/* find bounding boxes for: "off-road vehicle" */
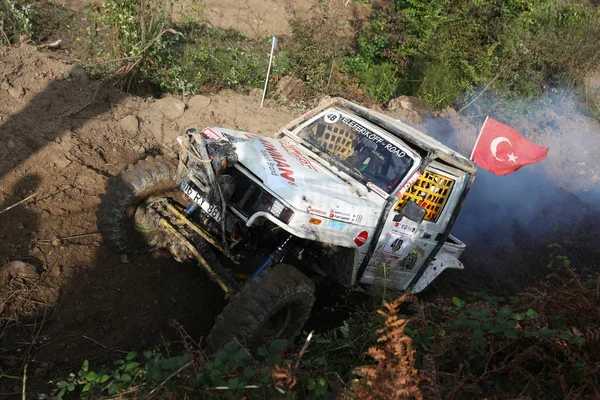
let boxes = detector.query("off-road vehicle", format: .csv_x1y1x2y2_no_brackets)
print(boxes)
97,97,476,351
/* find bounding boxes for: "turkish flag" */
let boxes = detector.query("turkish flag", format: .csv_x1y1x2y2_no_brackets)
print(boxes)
471,117,549,176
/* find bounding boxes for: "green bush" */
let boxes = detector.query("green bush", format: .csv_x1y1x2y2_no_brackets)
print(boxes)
286,3,351,96
85,0,270,96
52,340,333,399
0,0,33,44
344,0,600,108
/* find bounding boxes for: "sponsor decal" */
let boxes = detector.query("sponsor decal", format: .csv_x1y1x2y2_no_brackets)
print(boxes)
396,171,422,197
201,127,224,141
381,231,412,259
367,182,388,198
329,209,363,223
393,221,418,235
281,142,318,172
323,111,340,124
339,116,407,158
326,220,346,231
245,133,297,184
354,231,369,247
442,248,458,255
307,206,327,216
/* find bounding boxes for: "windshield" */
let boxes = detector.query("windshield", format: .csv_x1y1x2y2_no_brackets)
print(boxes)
296,109,416,193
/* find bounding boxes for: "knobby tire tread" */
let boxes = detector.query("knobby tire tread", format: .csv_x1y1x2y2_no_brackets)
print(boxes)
206,264,315,353
97,155,178,251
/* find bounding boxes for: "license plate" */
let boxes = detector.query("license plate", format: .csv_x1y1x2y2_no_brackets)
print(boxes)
180,182,222,223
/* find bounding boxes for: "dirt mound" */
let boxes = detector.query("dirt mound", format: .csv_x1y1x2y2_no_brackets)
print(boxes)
0,44,295,397
174,0,370,38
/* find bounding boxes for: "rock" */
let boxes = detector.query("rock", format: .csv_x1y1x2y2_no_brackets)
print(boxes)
71,64,86,78
162,124,181,145
385,108,422,126
8,85,25,99
142,119,164,142
132,145,146,154
119,115,139,134
0,80,9,91
387,96,432,116
52,154,71,168
442,106,458,117
1,261,39,280
159,92,173,99
272,76,304,101
7,140,15,149
153,97,185,120
249,88,263,99
187,95,211,110
62,72,71,79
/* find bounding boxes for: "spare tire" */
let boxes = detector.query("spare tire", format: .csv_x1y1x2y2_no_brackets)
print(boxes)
97,155,179,251
206,264,315,353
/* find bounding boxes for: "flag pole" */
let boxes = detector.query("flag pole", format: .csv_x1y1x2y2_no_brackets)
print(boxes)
260,36,277,109
470,116,489,161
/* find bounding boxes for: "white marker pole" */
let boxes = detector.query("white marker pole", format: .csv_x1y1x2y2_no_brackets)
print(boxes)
260,36,278,109
470,116,489,161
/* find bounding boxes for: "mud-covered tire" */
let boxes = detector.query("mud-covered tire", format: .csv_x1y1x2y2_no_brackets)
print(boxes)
206,264,315,353
97,155,178,251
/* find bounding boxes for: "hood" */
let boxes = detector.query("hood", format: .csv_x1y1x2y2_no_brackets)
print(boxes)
214,128,385,227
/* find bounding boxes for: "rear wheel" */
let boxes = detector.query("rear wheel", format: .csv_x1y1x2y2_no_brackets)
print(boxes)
97,155,179,251
206,264,315,353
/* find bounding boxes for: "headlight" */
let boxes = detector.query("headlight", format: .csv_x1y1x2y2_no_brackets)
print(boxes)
259,192,295,224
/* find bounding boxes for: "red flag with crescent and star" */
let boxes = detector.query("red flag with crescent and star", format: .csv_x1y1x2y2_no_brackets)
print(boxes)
471,117,549,176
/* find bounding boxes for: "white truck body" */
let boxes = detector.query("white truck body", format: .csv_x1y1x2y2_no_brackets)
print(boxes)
194,97,476,293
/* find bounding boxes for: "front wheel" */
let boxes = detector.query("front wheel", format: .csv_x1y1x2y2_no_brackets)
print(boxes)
206,264,315,353
97,155,179,251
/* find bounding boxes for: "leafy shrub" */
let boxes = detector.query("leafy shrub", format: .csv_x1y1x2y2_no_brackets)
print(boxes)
52,339,333,399
286,3,352,96
85,0,270,96
406,269,600,398
0,0,33,44
345,0,600,108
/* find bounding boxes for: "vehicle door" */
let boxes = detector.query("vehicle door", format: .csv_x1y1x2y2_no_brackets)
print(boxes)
360,160,468,291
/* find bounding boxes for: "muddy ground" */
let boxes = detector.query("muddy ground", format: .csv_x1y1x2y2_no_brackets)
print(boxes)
1,6,600,397
0,44,299,397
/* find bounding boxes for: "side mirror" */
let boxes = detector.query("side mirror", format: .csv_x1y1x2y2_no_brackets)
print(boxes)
394,201,426,224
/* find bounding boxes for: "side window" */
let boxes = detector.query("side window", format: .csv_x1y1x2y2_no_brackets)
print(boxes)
394,169,455,222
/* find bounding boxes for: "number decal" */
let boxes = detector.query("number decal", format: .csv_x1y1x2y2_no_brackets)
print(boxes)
180,182,222,222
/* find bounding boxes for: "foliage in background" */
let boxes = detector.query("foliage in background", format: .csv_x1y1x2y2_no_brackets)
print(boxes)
0,0,33,44
285,3,351,98
344,0,600,108
85,0,274,96
409,272,600,398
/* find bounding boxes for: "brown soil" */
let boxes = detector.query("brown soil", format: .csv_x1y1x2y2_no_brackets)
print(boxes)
54,0,372,40
2,3,600,395
0,44,295,398
176,0,372,38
